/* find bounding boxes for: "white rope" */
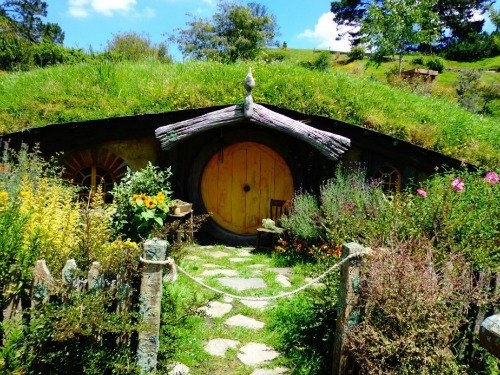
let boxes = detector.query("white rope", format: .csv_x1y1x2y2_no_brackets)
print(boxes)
176,252,365,302
139,256,175,266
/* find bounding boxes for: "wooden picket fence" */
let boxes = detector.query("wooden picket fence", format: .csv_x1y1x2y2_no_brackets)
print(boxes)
2,239,172,374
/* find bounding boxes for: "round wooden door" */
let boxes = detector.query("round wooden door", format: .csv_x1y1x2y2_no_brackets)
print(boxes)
201,142,293,234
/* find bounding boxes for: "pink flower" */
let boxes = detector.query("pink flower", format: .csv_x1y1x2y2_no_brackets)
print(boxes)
485,172,499,185
451,178,465,192
416,188,427,198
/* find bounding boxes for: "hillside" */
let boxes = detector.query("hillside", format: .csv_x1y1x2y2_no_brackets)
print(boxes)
0,60,498,168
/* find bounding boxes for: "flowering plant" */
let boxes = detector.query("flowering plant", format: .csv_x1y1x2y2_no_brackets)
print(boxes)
111,163,172,241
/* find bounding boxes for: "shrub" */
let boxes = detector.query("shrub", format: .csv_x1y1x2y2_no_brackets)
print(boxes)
411,56,424,66
106,32,172,62
0,32,32,71
280,192,322,241
348,250,475,374
270,275,339,374
425,57,444,73
111,163,173,241
348,46,365,61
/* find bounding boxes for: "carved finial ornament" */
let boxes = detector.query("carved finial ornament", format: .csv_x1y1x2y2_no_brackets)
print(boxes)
244,67,255,118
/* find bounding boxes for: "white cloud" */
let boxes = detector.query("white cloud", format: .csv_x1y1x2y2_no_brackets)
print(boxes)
68,0,137,18
69,0,90,18
91,0,137,16
298,12,358,52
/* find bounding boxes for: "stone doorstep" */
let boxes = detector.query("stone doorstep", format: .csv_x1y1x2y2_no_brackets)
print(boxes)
237,343,281,366
225,314,265,329
204,338,240,357
251,367,289,375
275,274,292,288
199,301,233,318
217,277,267,292
240,299,270,310
205,250,230,258
201,269,238,277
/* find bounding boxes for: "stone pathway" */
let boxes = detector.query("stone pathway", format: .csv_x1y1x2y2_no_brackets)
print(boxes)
174,245,296,374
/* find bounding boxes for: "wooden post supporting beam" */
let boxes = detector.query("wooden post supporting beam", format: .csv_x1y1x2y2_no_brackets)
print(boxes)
137,238,168,374
332,242,369,375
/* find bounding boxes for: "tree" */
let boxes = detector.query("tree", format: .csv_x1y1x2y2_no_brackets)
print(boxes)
360,0,440,74
331,0,493,47
171,1,278,62
106,32,172,62
0,0,64,44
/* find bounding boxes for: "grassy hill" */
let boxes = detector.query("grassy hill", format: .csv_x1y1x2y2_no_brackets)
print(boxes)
0,59,498,168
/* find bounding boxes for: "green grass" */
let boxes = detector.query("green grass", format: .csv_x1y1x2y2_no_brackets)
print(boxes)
0,59,498,168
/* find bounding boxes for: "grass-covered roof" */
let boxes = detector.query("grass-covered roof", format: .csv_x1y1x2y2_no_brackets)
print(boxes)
0,60,498,168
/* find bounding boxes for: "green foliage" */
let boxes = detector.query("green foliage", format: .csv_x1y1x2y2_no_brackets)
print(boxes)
0,28,32,70
361,0,440,73
111,162,172,241
348,46,365,61
349,250,475,374
32,42,86,67
270,281,338,374
0,0,64,44
10,290,141,374
311,51,332,71
171,1,278,62
425,56,444,72
106,32,172,63
442,32,500,62
280,193,322,241
456,69,482,111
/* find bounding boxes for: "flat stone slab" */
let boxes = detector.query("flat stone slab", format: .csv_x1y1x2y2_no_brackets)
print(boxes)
225,314,265,329
240,299,269,310
268,267,292,276
201,269,238,277
223,296,234,303
203,263,219,269
217,277,267,291
276,274,292,288
168,362,190,375
229,257,250,263
205,251,229,258
237,249,253,257
248,264,267,268
199,301,233,318
204,338,240,357
252,270,263,276
184,255,200,261
237,343,280,366
251,368,289,375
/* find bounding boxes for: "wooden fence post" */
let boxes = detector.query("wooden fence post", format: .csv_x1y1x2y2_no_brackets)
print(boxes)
332,242,369,375
137,238,168,374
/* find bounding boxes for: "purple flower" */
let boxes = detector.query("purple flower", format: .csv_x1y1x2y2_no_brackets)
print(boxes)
416,188,427,198
451,178,465,192
485,172,499,185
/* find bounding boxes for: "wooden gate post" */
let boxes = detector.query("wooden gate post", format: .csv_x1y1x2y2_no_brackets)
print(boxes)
137,238,168,374
332,242,369,375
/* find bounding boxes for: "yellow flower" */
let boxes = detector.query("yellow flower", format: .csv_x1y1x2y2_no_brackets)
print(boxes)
156,191,166,203
0,191,8,204
146,198,156,209
20,191,30,199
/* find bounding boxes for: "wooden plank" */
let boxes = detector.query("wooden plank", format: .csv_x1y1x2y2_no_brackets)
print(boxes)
231,146,247,231
259,148,274,220
217,147,233,226
245,143,261,230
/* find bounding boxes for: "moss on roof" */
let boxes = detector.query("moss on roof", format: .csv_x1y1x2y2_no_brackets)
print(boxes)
0,60,498,168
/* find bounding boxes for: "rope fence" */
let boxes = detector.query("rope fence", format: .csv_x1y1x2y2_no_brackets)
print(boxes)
140,251,367,302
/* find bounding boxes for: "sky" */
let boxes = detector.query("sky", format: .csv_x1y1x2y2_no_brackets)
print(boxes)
44,0,499,61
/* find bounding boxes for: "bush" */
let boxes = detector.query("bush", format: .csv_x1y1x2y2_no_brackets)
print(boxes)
32,43,87,67
0,33,32,71
111,163,173,241
270,276,339,374
411,56,424,66
442,32,499,62
348,250,475,374
425,57,444,73
106,32,172,62
348,46,365,61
